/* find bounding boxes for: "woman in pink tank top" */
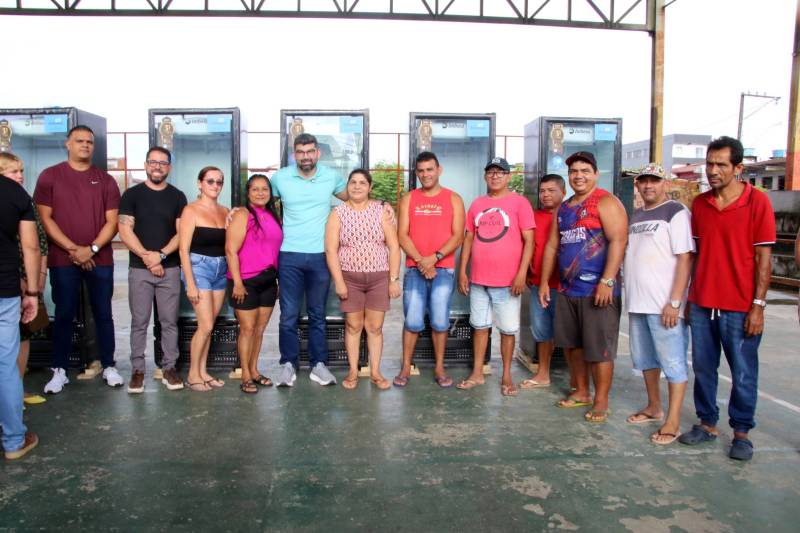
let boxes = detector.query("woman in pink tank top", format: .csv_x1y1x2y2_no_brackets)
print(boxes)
324,169,401,390
225,174,283,394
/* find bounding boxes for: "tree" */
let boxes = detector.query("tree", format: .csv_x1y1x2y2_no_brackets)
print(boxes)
510,163,524,194
370,161,406,206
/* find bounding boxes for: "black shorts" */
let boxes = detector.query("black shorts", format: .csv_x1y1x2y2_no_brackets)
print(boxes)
228,267,278,310
554,293,621,362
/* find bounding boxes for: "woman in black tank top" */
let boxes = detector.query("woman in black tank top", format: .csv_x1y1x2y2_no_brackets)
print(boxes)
178,166,230,392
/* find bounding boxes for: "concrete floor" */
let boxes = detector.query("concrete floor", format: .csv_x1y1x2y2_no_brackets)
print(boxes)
2,252,799,532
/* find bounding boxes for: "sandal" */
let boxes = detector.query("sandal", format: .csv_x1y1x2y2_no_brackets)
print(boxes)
519,378,550,389
393,375,410,388
556,397,592,408
187,381,210,392
240,380,258,394
650,430,679,445
342,376,359,390
584,409,610,423
456,379,483,390
252,374,273,387
501,383,518,397
205,378,225,388
371,376,391,390
433,375,453,388
626,411,663,425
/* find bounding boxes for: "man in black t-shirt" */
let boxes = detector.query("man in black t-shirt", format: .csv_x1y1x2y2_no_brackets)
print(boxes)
0,177,41,459
118,147,187,393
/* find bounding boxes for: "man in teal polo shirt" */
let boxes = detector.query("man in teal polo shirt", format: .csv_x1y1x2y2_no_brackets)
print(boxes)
271,133,347,387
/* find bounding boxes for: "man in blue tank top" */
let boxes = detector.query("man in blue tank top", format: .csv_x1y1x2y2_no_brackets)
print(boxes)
538,151,628,423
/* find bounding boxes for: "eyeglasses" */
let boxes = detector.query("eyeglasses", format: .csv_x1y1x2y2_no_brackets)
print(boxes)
485,170,509,177
204,179,224,186
146,160,170,167
294,149,317,157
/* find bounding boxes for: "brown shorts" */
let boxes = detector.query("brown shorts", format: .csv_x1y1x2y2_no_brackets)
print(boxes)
340,271,390,313
554,293,621,362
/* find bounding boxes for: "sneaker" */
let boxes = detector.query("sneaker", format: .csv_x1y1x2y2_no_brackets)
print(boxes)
276,362,296,387
127,371,145,394
161,368,185,391
5,432,38,460
103,366,124,388
77,360,102,380
309,362,337,386
44,368,69,395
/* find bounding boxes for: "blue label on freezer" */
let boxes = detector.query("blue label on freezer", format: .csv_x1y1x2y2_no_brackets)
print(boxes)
339,116,363,134
467,120,490,137
207,114,232,133
594,123,617,141
44,114,69,133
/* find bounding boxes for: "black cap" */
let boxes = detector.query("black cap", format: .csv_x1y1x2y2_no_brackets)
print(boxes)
484,156,511,172
565,151,597,170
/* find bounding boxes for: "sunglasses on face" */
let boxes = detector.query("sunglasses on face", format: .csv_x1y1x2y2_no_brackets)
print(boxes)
204,179,224,186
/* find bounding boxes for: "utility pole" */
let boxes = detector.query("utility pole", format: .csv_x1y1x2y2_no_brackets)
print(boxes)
737,92,781,141
649,0,665,166
786,0,800,190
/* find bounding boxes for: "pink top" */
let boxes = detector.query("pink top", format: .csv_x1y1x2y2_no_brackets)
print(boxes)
227,206,283,280
335,201,394,272
466,192,535,287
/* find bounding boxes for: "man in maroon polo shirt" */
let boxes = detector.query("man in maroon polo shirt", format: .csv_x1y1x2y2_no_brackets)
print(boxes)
34,125,122,394
678,136,776,461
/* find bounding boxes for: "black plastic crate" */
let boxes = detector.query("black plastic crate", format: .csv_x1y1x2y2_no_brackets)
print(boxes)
297,318,368,368
412,314,491,364
154,317,239,370
27,320,84,369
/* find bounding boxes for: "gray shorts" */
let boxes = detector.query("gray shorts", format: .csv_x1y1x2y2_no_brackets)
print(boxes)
554,293,620,362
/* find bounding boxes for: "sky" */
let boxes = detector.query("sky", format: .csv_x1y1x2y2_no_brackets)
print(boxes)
0,0,795,166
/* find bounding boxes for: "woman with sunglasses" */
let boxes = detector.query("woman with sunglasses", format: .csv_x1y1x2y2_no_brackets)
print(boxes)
225,174,282,394
178,166,229,392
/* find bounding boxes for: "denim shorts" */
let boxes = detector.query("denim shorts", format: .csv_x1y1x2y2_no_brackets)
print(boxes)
403,267,454,333
469,284,521,335
182,252,227,291
529,285,557,342
629,312,689,383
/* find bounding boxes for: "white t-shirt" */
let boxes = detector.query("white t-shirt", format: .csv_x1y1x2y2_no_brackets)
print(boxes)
624,199,695,316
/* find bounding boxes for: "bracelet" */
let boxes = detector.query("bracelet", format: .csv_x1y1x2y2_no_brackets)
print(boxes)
24,290,39,297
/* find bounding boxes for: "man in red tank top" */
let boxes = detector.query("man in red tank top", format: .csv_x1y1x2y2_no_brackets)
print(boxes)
395,152,465,388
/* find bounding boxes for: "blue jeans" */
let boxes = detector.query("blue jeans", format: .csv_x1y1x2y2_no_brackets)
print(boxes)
278,252,330,369
0,297,26,452
689,304,761,433
402,267,455,333
529,285,557,342
629,313,689,384
50,265,116,370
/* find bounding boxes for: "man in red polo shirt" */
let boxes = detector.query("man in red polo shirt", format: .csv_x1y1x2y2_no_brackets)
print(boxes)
678,136,775,461
520,174,564,389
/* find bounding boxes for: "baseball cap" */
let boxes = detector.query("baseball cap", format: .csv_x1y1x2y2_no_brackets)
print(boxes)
635,163,668,180
565,151,597,169
484,157,511,172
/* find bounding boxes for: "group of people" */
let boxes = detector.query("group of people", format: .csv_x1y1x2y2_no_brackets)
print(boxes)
0,126,783,463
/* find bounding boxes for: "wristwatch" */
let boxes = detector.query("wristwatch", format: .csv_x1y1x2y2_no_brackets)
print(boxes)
670,300,681,309
435,251,445,261
599,278,615,288
159,250,167,261
24,290,39,297
90,243,100,254
390,276,400,283
752,298,767,308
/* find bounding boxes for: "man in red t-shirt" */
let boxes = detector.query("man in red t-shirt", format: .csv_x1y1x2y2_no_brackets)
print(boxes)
457,157,535,396
34,126,121,394
678,136,776,462
520,174,565,390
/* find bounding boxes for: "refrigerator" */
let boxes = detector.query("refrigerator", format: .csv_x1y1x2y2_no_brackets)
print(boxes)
148,108,246,369
279,109,370,367
0,107,108,368
520,116,623,358
408,112,496,363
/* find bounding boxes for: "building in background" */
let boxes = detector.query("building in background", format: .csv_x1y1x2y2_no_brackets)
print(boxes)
743,151,787,191
623,133,711,171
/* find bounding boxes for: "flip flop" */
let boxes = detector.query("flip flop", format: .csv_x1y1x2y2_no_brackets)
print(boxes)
556,397,592,408
434,375,454,388
393,375,410,388
456,379,483,390
342,376,359,390
501,384,518,397
650,430,679,445
187,381,210,392
371,377,391,390
626,412,663,425
252,374,273,387
205,378,225,388
23,394,47,405
585,409,610,423
519,378,551,389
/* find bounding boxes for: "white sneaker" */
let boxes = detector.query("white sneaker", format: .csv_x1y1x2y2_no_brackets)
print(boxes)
276,362,296,387
102,367,124,388
44,368,69,395
309,362,337,386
